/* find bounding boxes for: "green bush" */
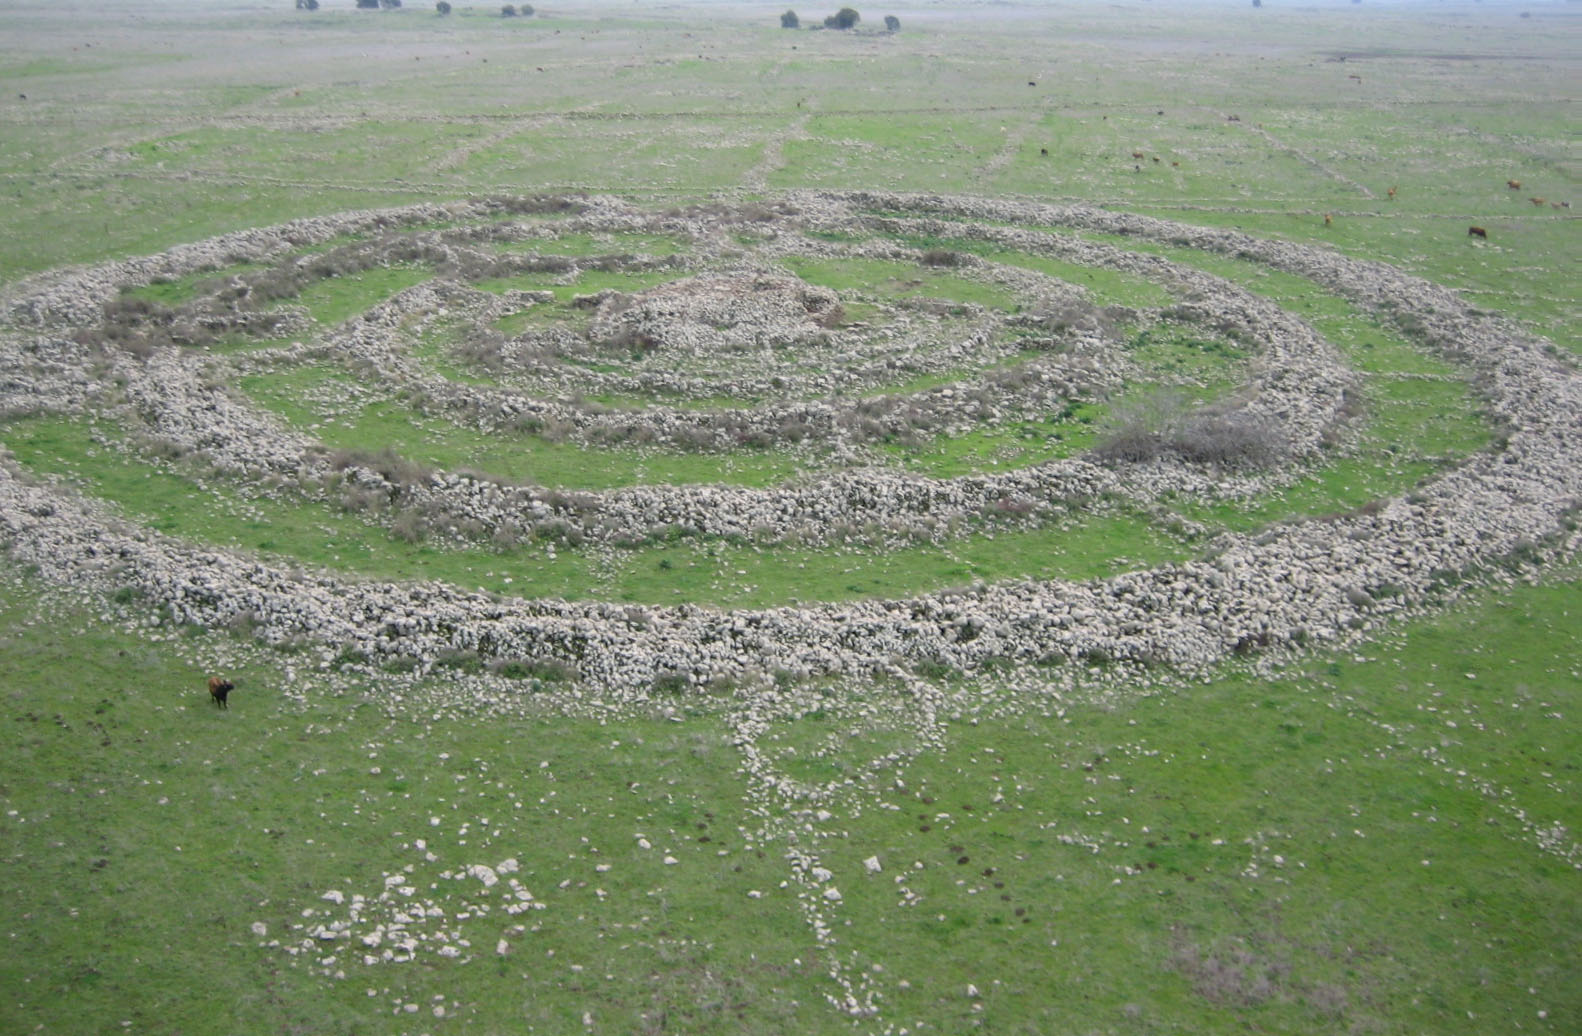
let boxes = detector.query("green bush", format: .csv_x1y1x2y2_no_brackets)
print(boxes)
824,7,858,29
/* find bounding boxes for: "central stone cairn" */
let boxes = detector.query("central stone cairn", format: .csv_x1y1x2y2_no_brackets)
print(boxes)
588,272,844,358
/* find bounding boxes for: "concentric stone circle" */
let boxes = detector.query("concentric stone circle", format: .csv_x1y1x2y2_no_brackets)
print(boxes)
1,191,1578,695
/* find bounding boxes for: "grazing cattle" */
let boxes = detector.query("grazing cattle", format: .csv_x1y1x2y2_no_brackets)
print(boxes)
1468,226,1488,239
1039,147,1048,156
1529,197,1546,206
208,676,235,709
1171,161,1179,167
1387,185,1397,200
1323,213,1332,227
1131,150,1145,160
1507,179,1522,190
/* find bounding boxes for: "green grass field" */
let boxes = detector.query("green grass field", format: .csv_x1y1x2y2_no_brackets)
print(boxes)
1,1,1577,1033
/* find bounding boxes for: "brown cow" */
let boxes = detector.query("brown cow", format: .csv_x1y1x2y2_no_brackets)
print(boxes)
1387,185,1397,200
1529,197,1546,207
1468,226,1488,239
1323,213,1332,227
1507,179,1522,190
1131,150,1145,160
208,676,235,709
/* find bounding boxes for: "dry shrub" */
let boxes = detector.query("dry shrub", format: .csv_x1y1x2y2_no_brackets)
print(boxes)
1093,389,1284,470
809,300,846,329
327,445,420,481
1171,410,1283,468
454,328,510,371
599,324,660,356
390,510,430,543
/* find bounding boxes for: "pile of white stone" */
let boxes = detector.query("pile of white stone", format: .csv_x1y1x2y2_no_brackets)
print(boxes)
1,192,1576,694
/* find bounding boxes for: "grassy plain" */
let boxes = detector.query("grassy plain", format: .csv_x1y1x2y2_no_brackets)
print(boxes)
0,1,1577,1034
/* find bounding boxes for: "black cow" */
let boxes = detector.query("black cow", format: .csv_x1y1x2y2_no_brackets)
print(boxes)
208,676,235,709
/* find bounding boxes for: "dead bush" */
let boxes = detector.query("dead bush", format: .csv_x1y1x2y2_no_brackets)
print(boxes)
1093,390,1284,470
1170,410,1283,468
391,510,429,543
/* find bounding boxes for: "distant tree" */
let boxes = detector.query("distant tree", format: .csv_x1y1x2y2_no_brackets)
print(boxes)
501,3,516,14
884,14,899,30
355,0,378,8
781,9,799,28
1251,0,1261,6
827,7,859,29
295,0,319,8
519,3,533,13
436,0,451,11
379,0,402,8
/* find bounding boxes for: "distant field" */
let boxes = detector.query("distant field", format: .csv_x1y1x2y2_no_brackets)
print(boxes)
0,2,1577,1034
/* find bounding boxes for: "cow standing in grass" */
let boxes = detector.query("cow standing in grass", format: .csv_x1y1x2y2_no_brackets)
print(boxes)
208,676,235,709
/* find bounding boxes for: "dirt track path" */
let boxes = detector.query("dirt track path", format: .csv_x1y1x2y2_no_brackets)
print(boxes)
1222,111,1377,199
422,118,553,177
976,112,1037,182
741,112,809,193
